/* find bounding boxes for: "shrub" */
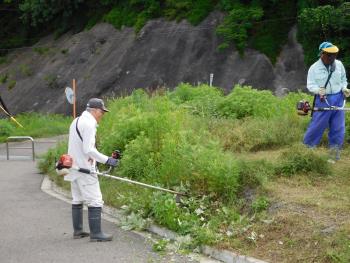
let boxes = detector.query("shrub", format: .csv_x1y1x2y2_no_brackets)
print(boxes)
275,144,331,177
237,159,274,190
37,141,69,188
38,141,68,174
0,74,8,84
97,88,241,202
168,83,224,117
150,192,183,231
217,85,280,119
251,196,269,213
168,83,222,103
7,79,16,90
19,64,33,76
208,113,308,152
44,74,58,89
0,121,15,139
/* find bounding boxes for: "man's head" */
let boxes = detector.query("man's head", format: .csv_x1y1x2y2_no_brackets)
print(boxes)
319,42,339,65
86,98,109,123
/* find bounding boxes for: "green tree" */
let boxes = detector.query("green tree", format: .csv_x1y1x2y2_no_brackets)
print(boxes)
19,0,85,27
298,2,350,71
216,4,263,54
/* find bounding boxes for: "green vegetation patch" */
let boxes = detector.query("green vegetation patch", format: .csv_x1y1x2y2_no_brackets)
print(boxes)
0,112,71,142
37,83,340,261
298,2,350,72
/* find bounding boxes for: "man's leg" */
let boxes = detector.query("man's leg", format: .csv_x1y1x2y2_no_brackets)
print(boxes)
78,174,113,242
328,110,345,160
303,111,331,147
71,181,89,239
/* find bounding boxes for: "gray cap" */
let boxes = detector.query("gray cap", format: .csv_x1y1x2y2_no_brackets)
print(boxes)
86,98,109,112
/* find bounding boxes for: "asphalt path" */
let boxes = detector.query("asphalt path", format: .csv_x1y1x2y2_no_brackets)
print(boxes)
0,137,201,263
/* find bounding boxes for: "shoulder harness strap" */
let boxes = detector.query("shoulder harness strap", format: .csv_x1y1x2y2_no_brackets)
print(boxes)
76,117,83,142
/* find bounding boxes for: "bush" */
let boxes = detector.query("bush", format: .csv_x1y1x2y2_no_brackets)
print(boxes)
37,141,69,188
168,83,224,117
0,74,8,84
251,196,269,213
7,79,16,90
150,192,183,231
217,85,281,119
275,144,331,177
229,115,306,152
96,88,241,202
237,159,274,190
0,121,15,139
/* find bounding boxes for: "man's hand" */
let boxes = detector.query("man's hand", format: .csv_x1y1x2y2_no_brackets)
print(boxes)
318,87,326,96
343,87,350,97
106,157,118,167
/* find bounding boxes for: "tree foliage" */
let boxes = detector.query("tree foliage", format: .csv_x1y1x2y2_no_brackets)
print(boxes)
216,4,263,54
1,0,350,70
19,0,84,27
298,2,350,71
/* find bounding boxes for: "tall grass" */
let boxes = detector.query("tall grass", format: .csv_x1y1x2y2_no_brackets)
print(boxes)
0,113,71,142
38,83,332,248
39,84,326,201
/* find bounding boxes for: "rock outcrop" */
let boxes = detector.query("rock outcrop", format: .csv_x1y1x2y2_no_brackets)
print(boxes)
0,12,307,115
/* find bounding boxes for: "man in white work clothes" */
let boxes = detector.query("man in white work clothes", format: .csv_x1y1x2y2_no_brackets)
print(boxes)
65,98,118,242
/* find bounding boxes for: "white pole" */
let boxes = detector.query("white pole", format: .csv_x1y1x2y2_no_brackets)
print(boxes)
209,73,214,87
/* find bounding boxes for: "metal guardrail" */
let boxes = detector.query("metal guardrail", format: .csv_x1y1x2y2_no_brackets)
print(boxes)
6,136,35,161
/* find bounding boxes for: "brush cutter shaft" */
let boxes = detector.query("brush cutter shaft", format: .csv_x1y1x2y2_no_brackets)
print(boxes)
98,172,185,196
297,99,349,115
76,167,185,196
314,107,350,111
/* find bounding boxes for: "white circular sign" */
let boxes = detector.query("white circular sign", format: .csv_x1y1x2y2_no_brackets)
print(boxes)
65,87,74,104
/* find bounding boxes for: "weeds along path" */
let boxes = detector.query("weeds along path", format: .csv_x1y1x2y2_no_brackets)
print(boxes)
236,146,350,262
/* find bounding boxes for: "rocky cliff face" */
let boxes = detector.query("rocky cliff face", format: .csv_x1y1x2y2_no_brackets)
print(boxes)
0,12,307,115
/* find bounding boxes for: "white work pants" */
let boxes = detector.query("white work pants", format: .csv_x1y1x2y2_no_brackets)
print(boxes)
71,173,104,207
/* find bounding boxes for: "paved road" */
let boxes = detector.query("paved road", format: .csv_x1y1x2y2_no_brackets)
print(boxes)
0,137,201,263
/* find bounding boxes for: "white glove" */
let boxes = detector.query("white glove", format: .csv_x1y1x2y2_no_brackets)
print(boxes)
318,87,326,96
343,88,350,97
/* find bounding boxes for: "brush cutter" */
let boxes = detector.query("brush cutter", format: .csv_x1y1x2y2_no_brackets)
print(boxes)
0,104,23,127
55,153,186,197
297,98,350,116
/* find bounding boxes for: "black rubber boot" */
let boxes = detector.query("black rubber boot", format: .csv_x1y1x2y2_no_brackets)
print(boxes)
88,207,113,242
72,204,89,239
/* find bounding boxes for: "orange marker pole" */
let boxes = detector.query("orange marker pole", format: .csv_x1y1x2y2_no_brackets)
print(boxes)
73,79,76,119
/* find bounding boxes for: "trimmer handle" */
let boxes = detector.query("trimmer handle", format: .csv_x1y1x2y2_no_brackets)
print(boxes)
112,150,121,159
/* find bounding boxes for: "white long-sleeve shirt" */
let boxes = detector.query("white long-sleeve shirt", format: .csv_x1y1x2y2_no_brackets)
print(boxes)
307,59,348,94
64,111,108,182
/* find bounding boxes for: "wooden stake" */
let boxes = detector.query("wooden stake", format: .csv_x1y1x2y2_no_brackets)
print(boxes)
73,79,76,119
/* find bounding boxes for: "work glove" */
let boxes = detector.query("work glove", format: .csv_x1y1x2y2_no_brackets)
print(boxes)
106,157,118,167
318,87,326,96
342,87,350,97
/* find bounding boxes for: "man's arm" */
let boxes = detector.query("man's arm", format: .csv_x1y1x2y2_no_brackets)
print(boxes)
82,123,108,164
340,62,348,89
306,65,321,94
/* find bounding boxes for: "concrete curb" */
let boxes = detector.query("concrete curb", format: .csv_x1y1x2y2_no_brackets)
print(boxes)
41,176,268,263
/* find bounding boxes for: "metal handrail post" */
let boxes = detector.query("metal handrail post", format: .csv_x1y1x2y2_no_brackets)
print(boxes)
6,136,35,161
31,139,35,161
6,141,9,160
